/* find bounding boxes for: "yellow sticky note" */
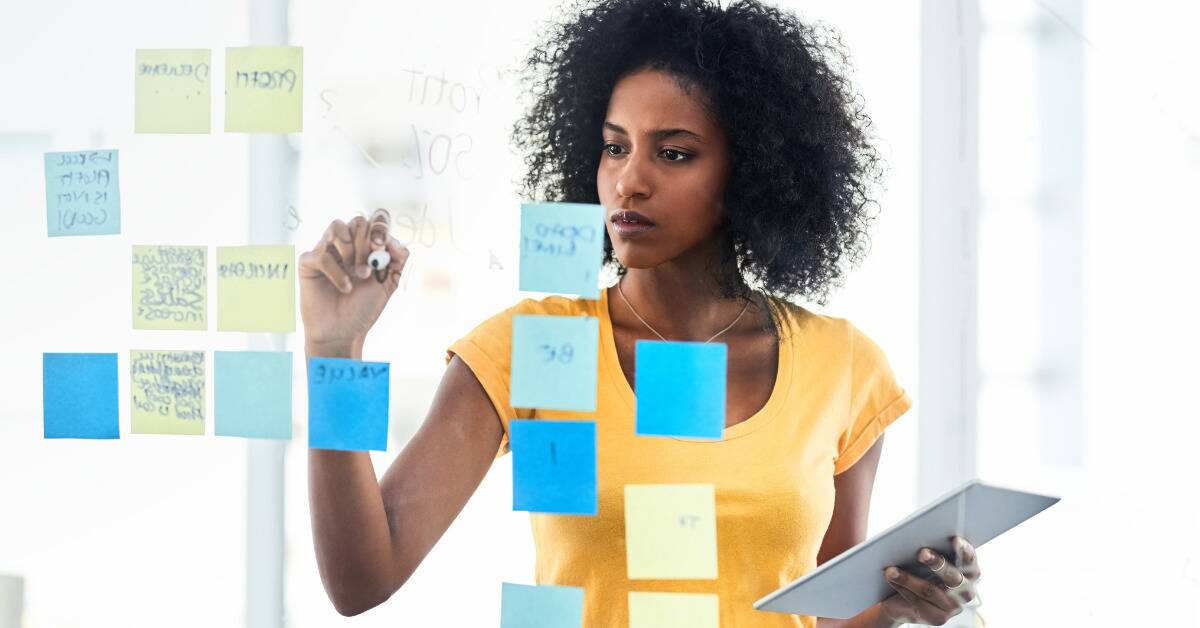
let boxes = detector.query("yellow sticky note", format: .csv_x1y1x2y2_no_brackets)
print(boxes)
225,46,303,133
133,245,207,330
131,350,205,435
625,484,718,579
134,49,211,133
216,245,296,332
628,592,719,628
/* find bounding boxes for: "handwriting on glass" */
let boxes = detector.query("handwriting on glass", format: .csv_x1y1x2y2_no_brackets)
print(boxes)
49,151,116,232
522,223,599,258
539,343,575,364
134,246,205,325
131,351,204,420
310,362,389,385
218,261,290,280
235,69,297,92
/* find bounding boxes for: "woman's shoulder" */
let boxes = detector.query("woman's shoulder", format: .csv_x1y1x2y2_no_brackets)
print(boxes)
769,297,871,350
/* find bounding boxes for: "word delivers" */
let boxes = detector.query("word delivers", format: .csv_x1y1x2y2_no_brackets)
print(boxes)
138,62,210,82
133,246,206,328
131,351,204,421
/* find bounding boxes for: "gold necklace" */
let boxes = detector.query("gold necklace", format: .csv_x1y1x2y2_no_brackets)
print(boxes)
616,279,752,343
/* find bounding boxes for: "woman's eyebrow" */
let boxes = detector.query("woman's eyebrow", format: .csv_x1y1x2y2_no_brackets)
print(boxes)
603,121,705,143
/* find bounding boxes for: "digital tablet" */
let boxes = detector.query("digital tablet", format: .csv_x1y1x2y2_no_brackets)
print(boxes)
753,479,1059,619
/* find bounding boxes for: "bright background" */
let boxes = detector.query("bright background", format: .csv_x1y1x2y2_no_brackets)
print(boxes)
0,0,1196,626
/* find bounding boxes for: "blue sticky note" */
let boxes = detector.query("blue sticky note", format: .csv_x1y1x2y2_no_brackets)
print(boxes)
307,357,389,451
500,582,585,628
635,341,726,439
511,420,596,515
215,351,293,440
511,315,599,411
43,353,119,439
519,202,605,298
45,150,121,236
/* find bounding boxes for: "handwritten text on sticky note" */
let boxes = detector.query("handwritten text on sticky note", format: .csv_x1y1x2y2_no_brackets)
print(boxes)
132,245,207,330
131,350,205,435
44,150,120,237
225,46,303,133
135,49,211,133
216,245,296,332
628,592,719,628
307,357,389,451
511,420,597,515
215,351,293,440
500,583,585,628
624,484,718,579
511,315,599,411
519,203,604,298
43,353,120,439
635,340,726,439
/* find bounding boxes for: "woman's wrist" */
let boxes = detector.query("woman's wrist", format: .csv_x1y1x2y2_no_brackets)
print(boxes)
861,603,903,628
304,336,365,359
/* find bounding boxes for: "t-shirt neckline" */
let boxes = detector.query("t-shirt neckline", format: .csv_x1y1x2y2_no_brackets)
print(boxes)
595,285,793,442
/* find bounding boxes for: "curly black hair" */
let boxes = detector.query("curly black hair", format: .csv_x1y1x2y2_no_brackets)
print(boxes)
512,0,885,305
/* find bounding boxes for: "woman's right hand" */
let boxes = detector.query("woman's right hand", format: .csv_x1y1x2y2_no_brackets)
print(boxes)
298,214,410,355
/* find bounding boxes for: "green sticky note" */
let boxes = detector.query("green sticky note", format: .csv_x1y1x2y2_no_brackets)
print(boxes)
132,245,207,330
216,245,296,332
134,49,211,133
225,46,303,133
131,350,205,435
628,592,719,628
624,484,718,580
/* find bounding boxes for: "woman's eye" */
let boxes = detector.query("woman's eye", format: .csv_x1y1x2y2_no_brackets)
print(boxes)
601,143,690,162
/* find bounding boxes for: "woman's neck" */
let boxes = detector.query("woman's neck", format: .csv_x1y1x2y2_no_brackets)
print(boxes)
612,264,765,342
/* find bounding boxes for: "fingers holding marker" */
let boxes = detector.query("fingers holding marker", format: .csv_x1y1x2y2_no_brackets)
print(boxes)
350,215,371,279
299,246,353,294
324,219,354,268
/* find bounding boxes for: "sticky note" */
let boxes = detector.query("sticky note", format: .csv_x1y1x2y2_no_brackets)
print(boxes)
624,484,718,579
44,150,120,237
519,203,605,298
628,592,719,628
635,341,726,439
43,353,119,439
500,583,585,628
511,420,596,515
307,357,389,451
225,46,303,133
131,350,206,435
132,245,207,330
511,315,599,411
215,351,292,440
135,49,211,133
216,245,296,332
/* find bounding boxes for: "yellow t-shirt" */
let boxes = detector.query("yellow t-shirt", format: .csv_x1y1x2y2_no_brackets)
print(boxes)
445,288,912,627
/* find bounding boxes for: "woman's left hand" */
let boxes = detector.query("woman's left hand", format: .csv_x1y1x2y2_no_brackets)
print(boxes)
879,536,982,626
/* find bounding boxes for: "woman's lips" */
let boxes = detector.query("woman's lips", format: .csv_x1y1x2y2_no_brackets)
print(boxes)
610,209,656,239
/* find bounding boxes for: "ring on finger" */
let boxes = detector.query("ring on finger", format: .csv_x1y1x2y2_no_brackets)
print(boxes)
946,572,966,590
929,554,947,572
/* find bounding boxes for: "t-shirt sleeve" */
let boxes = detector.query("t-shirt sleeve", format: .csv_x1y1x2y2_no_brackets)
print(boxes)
833,323,913,475
444,301,534,458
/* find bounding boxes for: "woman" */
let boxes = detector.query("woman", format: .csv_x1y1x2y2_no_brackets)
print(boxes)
300,0,983,625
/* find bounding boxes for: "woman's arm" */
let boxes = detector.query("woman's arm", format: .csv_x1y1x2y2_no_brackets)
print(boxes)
815,435,900,628
814,435,983,627
308,351,504,616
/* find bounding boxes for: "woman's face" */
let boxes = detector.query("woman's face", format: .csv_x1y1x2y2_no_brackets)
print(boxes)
597,68,730,270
